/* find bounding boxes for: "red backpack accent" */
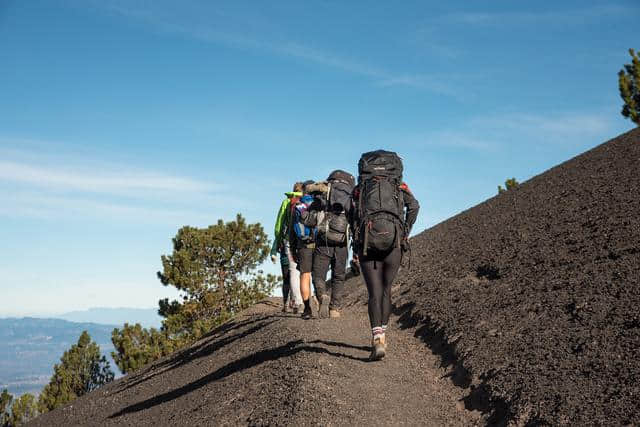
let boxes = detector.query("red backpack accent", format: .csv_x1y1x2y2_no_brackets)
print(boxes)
400,182,412,195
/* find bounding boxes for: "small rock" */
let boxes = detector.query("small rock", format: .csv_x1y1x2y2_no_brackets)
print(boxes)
448,332,463,343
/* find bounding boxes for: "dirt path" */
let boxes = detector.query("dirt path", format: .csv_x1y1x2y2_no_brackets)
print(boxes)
288,298,481,426
31,297,483,426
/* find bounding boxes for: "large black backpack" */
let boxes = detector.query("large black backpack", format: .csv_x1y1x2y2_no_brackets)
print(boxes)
357,150,405,255
316,170,355,246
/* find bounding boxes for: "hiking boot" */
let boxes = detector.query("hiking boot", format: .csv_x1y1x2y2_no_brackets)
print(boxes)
293,304,303,314
281,305,287,313
301,305,312,320
319,295,330,318
369,337,386,361
329,309,341,318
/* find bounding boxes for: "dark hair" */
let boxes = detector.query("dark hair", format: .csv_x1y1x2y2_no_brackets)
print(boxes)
293,182,303,192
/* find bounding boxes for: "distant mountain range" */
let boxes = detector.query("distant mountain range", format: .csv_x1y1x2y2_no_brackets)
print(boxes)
0,318,121,397
58,307,162,328
0,308,162,397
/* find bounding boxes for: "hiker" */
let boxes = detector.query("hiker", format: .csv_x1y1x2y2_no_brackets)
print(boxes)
351,150,419,360
271,182,304,313
312,170,355,318
290,180,320,319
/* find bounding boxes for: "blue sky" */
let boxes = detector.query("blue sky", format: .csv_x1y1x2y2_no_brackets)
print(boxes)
0,0,637,316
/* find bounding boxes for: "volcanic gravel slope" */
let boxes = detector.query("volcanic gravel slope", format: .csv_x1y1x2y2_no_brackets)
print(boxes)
392,127,640,425
29,128,640,426
29,296,481,426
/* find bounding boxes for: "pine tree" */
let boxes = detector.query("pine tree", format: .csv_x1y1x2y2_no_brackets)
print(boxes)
157,214,277,338
8,394,38,426
111,214,277,374
618,48,640,126
38,331,114,413
498,177,520,194
1,389,12,427
111,324,176,373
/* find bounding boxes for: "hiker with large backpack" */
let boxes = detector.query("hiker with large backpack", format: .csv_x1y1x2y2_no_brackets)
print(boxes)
351,150,420,360
270,182,304,313
290,180,321,319
312,170,355,318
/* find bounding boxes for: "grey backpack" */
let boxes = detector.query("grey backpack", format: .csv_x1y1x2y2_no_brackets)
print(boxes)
357,151,405,255
316,170,355,245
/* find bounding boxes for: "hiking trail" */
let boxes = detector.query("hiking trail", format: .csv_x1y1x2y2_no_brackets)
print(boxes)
31,296,482,426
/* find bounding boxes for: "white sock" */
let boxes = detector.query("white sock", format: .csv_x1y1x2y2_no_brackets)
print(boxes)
372,326,384,340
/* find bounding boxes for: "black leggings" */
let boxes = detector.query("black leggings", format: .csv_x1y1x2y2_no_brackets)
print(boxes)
360,247,402,328
281,263,290,305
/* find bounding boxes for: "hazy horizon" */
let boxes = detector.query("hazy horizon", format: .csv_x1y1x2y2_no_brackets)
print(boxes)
0,306,160,323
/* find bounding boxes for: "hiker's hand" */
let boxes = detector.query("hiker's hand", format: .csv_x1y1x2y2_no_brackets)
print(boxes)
271,255,277,264
352,254,359,263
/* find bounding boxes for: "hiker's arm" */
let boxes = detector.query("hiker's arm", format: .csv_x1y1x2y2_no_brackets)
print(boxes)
348,186,359,230
348,186,360,256
401,184,420,236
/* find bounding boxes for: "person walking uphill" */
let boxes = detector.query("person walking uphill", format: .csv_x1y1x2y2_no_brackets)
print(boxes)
291,180,320,319
271,182,304,313
312,170,355,319
351,150,419,361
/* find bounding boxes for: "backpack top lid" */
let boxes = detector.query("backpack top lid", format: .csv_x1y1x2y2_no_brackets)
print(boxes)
327,170,355,188
326,170,354,214
305,181,329,195
358,150,403,182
